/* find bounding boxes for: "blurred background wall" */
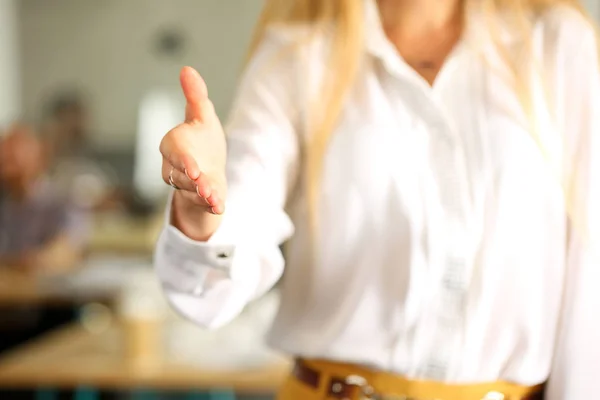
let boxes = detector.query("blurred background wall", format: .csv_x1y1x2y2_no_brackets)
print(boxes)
588,0,599,21
0,0,20,128
14,0,263,198
18,0,263,150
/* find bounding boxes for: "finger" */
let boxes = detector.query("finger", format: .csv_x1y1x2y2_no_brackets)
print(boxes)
198,175,224,214
161,160,214,208
159,129,201,180
176,189,213,208
193,172,224,212
207,191,225,215
162,161,196,192
195,172,217,198
180,66,216,124
197,177,225,215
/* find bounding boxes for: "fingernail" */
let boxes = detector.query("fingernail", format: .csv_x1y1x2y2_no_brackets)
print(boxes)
210,207,218,215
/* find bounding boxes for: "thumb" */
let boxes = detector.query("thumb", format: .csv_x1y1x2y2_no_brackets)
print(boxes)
180,66,214,124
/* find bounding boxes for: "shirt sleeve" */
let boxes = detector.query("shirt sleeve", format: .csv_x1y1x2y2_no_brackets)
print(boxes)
546,19,600,400
154,28,301,329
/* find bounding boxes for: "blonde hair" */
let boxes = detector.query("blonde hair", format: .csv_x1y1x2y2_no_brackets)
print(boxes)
246,0,597,236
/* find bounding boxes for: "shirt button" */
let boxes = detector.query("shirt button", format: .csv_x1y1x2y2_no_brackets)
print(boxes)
442,273,466,292
421,359,448,380
443,258,467,290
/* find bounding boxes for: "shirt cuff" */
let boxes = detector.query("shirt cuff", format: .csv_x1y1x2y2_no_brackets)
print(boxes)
155,191,252,297
163,224,236,273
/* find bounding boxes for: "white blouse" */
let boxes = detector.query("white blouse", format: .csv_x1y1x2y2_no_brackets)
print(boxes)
155,1,599,399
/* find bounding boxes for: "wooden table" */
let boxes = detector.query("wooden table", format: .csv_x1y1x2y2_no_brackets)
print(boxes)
0,323,291,393
0,213,162,306
0,269,78,306
0,270,44,306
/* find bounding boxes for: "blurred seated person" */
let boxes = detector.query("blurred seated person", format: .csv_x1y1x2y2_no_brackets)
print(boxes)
42,91,91,163
0,124,89,274
41,92,123,212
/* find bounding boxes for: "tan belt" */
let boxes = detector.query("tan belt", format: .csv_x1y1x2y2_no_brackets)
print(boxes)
292,359,545,400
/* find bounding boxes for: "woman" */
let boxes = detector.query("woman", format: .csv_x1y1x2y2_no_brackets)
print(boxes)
155,0,599,398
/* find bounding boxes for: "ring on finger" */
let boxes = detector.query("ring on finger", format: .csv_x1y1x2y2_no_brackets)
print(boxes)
168,167,180,190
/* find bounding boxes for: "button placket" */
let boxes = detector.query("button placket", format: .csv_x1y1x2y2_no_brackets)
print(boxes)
442,257,468,291
439,246,470,320
418,121,475,380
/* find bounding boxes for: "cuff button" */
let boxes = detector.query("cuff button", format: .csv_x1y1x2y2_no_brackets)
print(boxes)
217,251,231,259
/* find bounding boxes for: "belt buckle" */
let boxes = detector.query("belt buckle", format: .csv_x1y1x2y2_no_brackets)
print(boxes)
343,375,429,400
338,376,417,400
335,375,512,400
340,374,377,400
